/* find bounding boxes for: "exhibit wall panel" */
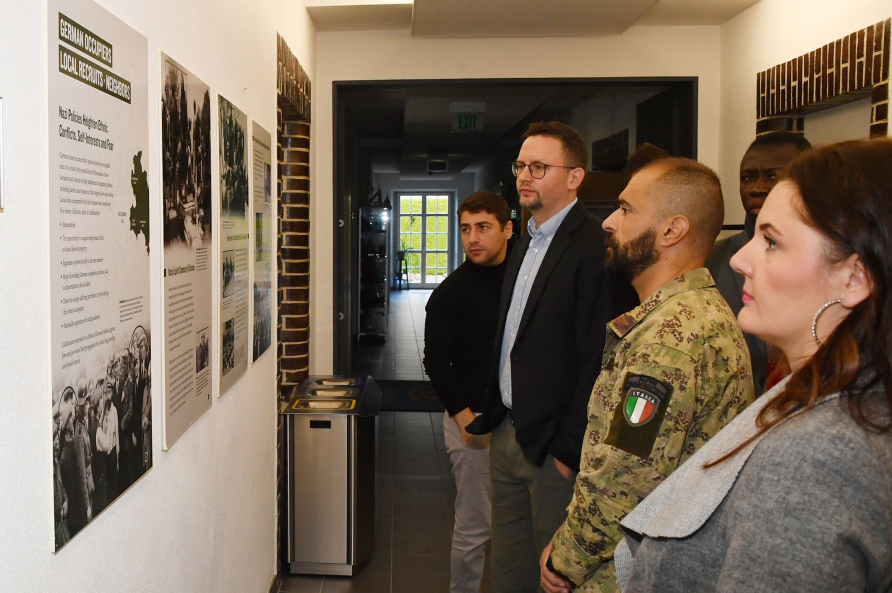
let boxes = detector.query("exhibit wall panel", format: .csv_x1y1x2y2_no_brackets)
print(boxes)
719,0,892,225
0,0,315,591
312,26,722,373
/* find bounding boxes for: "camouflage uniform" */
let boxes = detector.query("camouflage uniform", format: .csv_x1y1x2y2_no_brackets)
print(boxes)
548,268,755,592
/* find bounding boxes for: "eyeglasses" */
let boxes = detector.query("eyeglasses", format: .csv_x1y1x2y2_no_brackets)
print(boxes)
511,161,576,179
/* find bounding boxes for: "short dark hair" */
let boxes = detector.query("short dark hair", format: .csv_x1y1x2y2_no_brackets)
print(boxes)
523,121,588,170
747,131,812,154
644,157,725,248
627,142,671,177
457,191,510,229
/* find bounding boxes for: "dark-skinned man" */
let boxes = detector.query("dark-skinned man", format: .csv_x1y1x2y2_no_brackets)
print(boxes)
706,132,811,396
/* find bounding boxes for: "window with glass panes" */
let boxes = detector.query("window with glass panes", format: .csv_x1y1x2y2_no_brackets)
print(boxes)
398,193,451,286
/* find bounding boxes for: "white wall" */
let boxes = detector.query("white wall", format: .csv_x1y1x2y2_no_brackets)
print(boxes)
312,26,723,372
803,96,873,144
0,0,315,591
719,0,891,224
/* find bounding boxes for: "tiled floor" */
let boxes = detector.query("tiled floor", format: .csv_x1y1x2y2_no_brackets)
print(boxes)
280,411,491,593
355,290,432,382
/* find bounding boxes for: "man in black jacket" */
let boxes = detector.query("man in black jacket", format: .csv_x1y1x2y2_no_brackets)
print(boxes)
424,191,513,593
468,122,637,593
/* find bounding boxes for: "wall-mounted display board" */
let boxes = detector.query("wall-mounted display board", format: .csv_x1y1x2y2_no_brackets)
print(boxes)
251,123,273,362
161,54,213,449
47,0,150,551
218,95,250,395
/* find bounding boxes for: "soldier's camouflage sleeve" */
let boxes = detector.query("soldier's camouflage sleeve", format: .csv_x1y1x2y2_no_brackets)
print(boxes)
548,335,754,588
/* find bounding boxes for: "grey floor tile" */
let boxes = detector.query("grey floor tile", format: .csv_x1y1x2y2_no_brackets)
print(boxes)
392,489,445,507
393,411,433,424
392,531,452,555
393,424,435,436
321,571,391,593
393,446,438,461
280,574,325,593
392,475,452,493
393,518,453,537
393,459,443,475
391,572,450,593
360,541,393,574
392,498,449,521
392,552,450,575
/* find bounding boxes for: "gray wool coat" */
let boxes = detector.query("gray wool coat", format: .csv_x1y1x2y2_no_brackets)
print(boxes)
616,378,892,593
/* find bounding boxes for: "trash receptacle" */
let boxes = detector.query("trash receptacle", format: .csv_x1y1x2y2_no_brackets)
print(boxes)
283,375,381,576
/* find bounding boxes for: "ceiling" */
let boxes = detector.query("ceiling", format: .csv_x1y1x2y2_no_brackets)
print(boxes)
322,0,752,179
307,0,762,34
341,81,669,179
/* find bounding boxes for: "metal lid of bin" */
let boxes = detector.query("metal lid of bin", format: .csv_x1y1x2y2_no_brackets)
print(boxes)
280,375,382,417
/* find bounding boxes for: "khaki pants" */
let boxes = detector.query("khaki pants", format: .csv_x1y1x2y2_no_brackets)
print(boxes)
444,413,492,593
489,417,578,593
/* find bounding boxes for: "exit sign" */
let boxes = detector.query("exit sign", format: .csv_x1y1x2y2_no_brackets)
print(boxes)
452,113,484,132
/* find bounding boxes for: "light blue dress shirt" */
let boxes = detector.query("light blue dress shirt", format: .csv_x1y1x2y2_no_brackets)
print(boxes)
498,199,577,409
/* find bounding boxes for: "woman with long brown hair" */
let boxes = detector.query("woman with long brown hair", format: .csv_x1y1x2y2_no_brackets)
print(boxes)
613,139,892,593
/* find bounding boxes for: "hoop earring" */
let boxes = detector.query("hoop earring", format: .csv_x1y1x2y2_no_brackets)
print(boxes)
812,299,844,347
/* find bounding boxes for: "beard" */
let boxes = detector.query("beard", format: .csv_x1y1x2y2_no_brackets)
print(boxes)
518,187,542,212
605,227,659,281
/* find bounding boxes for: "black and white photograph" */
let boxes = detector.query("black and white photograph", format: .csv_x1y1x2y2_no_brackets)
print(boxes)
161,53,213,449
219,96,248,219
48,0,151,551
222,249,236,298
195,326,209,373
219,100,251,393
52,325,152,551
222,318,235,376
253,285,271,361
251,123,273,362
162,60,211,248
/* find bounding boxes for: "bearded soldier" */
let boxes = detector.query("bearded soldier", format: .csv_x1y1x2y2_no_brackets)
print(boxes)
541,158,755,593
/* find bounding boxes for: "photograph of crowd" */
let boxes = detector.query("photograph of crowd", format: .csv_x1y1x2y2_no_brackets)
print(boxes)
219,96,249,219
195,327,209,373
253,285,272,361
222,319,235,375
222,250,236,298
53,326,151,551
162,60,212,248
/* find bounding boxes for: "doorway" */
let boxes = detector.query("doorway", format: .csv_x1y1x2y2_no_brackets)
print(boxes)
333,77,698,376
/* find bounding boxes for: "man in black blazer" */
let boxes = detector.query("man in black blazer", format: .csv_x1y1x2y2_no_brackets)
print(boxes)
468,122,637,593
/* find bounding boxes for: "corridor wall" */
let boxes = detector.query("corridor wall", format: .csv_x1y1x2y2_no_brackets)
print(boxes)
312,26,724,373
0,0,315,591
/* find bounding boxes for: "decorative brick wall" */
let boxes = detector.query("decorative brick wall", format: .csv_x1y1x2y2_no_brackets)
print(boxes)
278,121,311,388
275,34,311,577
276,33,312,393
756,18,890,137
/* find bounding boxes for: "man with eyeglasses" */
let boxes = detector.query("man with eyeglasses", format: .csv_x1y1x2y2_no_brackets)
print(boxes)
468,121,637,593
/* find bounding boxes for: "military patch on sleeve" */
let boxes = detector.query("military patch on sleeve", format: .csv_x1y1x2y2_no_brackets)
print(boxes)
604,374,672,460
